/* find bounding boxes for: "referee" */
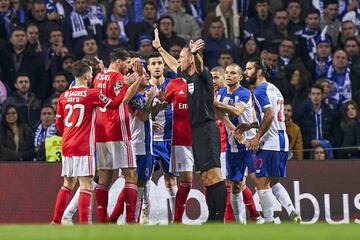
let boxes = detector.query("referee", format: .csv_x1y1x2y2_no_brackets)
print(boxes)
152,29,226,222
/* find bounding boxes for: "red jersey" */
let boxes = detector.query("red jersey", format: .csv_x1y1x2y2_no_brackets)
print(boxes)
214,91,226,152
93,70,131,142
165,78,192,146
56,86,127,156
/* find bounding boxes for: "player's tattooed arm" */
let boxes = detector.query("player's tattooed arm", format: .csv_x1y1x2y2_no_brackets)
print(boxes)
214,99,246,117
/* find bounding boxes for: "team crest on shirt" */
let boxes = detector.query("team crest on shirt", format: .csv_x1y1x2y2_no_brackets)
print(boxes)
227,98,234,106
99,92,108,103
188,83,194,94
113,81,122,94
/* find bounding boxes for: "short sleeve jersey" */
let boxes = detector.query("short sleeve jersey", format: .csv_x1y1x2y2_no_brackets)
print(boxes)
217,86,256,151
128,92,153,155
178,68,215,127
253,82,289,151
93,70,131,142
165,77,192,146
56,87,113,156
146,77,173,141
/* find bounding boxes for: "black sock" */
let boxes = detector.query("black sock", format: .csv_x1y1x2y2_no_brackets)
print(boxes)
206,181,226,222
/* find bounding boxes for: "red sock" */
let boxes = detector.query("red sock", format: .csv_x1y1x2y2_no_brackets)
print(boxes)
174,181,192,223
95,184,109,223
124,182,137,223
79,189,92,224
242,185,260,220
51,186,71,224
224,185,235,222
108,188,125,222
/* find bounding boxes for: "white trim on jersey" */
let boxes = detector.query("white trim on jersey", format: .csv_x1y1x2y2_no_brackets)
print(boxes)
89,109,96,155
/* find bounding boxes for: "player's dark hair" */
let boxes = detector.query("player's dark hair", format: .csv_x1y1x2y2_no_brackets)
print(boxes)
310,83,324,94
247,57,270,78
148,52,162,60
72,60,91,78
109,48,130,63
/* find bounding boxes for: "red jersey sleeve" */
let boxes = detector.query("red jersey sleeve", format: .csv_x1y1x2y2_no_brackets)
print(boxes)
165,80,174,103
55,94,65,135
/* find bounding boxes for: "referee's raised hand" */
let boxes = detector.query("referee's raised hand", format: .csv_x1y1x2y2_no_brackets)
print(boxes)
189,39,205,54
152,28,161,50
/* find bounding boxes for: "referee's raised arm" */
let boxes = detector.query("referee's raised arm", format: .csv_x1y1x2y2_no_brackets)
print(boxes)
189,39,205,73
152,28,179,73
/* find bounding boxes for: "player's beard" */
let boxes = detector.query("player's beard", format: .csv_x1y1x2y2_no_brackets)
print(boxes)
248,72,257,85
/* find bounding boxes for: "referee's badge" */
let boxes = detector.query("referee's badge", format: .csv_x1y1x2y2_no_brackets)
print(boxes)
188,83,194,94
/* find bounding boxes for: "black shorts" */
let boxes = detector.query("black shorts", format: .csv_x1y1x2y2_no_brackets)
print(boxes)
192,121,221,173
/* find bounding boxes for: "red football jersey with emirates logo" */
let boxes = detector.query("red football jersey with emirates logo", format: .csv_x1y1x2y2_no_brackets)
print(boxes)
165,78,192,146
93,70,131,142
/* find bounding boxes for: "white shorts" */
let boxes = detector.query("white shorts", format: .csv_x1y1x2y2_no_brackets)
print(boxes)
61,155,95,177
96,141,136,170
220,152,226,179
170,145,194,173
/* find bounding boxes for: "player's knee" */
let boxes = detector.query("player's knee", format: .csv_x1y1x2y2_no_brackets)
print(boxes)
231,181,242,193
122,168,137,183
180,171,193,183
63,177,76,189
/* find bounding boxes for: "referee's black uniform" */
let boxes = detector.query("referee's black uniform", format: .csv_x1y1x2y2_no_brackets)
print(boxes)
178,67,226,222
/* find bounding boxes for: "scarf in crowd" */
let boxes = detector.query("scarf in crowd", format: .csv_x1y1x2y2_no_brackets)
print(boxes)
156,0,167,18
88,5,104,26
189,0,204,26
134,0,144,22
338,0,351,20
110,14,129,43
70,10,88,38
296,27,321,60
326,65,352,108
0,11,12,38
312,0,325,16
314,56,331,79
34,123,57,148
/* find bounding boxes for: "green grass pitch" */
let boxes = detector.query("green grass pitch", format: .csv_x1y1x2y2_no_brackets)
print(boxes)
1,223,360,240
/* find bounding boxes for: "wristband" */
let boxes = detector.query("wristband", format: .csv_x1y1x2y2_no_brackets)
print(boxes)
191,51,198,55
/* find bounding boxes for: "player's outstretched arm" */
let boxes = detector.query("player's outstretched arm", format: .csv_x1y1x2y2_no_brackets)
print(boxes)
152,28,179,73
189,39,205,73
214,99,246,117
215,108,245,144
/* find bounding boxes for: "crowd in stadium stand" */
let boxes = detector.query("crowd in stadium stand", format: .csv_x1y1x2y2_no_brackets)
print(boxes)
0,0,360,161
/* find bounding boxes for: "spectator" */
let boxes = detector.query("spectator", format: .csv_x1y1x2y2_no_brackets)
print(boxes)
136,34,153,64
101,21,130,65
52,72,69,95
310,28,332,79
299,83,338,159
64,0,102,58
157,15,186,51
34,104,57,161
168,41,183,59
82,36,103,60
203,0,242,46
344,37,360,93
165,0,201,41
286,0,304,33
286,68,310,122
0,78,10,110
26,23,46,60
46,28,69,78
28,0,60,47
310,144,328,160
0,104,35,161
2,73,41,128
342,2,360,33
245,0,273,43
109,0,131,44
10,0,27,25
217,49,234,69
338,20,359,47
239,34,259,69
61,54,76,84
264,8,296,50
297,8,322,61
341,101,360,159
45,0,73,24
127,1,157,50
340,100,359,132
0,0,22,42
320,0,340,47
284,102,303,160
264,47,279,82
325,49,352,111
0,27,48,99
203,17,239,69
316,78,335,109
49,93,60,111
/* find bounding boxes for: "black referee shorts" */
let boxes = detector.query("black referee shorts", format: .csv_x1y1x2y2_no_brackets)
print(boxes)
192,120,221,173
